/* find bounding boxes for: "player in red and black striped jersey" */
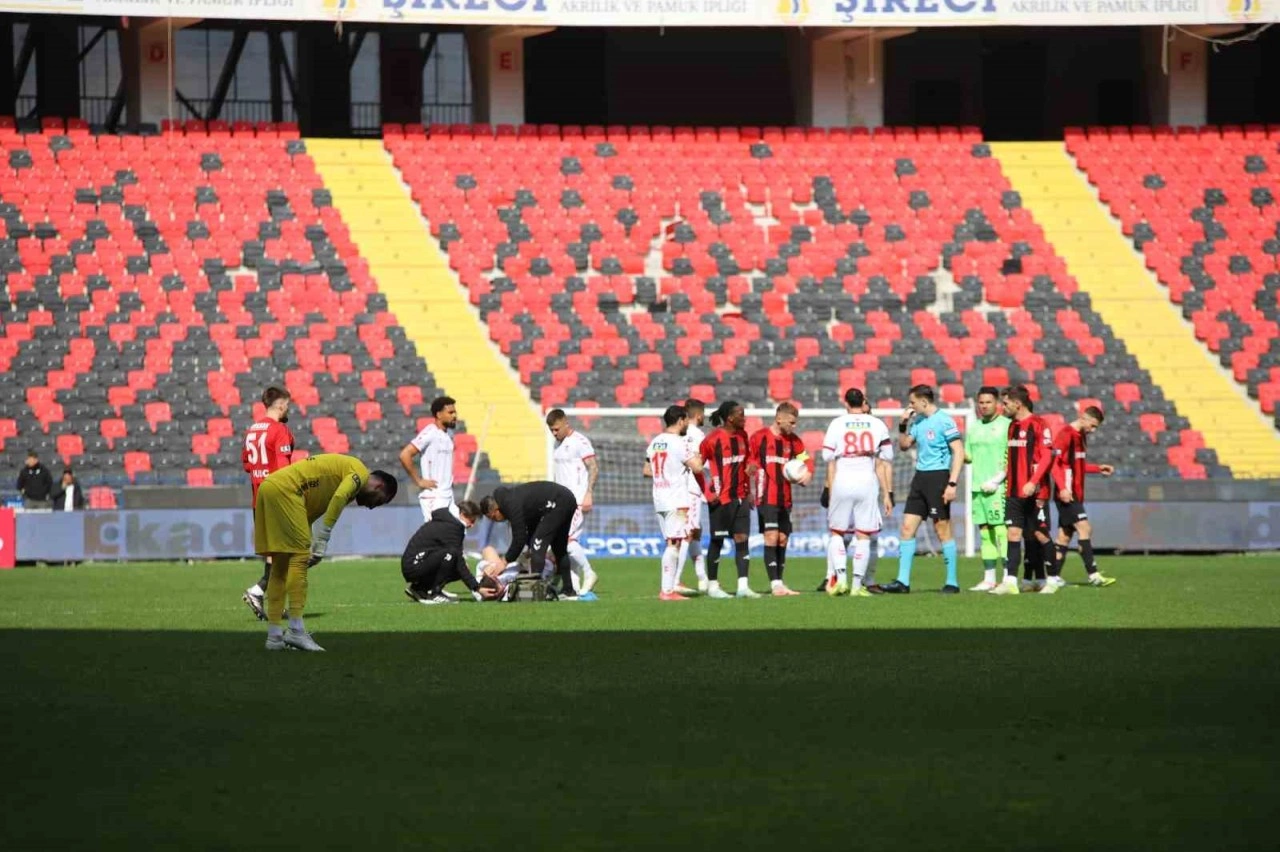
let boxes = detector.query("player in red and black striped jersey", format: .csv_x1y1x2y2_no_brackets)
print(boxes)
749,402,811,596
990,385,1055,596
242,387,296,619
698,400,759,598
1047,405,1117,589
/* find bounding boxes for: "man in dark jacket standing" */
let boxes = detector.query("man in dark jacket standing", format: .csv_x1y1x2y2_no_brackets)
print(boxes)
402,500,485,605
17,452,53,509
480,481,580,600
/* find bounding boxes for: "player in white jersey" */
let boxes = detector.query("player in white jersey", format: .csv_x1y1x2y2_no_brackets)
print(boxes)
675,397,709,593
644,404,703,601
820,388,894,596
546,408,599,597
399,395,460,521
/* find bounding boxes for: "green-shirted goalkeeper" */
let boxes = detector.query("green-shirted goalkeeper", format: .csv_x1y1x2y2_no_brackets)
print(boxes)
965,386,1011,591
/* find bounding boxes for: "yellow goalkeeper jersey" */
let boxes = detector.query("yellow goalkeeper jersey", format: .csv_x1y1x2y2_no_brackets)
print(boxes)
264,453,370,528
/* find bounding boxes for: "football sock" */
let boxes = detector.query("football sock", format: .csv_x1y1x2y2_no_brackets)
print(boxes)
980,527,1000,564
763,545,780,582
942,540,958,587
776,545,787,580
693,553,707,582
734,538,750,579
993,524,1008,560
1079,539,1097,573
288,617,305,633
257,560,271,594
676,539,690,583
265,553,289,626
267,624,284,639
706,537,724,581
1024,534,1043,580
1004,539,1022,582
1052,543,1069,578
896,538,916,586
826,533,847,581
863,535,878,586
286,553,309,621
567,541,593,591
737,576,751,592
770,579,784,590
851,538,871,588
661,543,679,593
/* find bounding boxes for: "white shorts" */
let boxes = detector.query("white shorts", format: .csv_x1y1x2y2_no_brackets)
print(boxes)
568,507,584,542
420,493,459,522
827,474,881,536
657,508,689,541
684,496,705,535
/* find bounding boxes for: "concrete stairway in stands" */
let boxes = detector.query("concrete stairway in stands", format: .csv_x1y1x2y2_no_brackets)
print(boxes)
308,138,546,483
994,142,1280,478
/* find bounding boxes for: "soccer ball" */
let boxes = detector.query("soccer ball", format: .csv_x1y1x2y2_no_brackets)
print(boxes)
783,459,808,483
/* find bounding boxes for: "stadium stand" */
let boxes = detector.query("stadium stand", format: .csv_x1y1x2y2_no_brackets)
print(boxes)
0,119,492,489
385,123,1226,479
1069,126,1280,458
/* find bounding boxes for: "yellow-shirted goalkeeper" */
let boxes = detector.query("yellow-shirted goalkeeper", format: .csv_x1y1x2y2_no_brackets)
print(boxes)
255,453,398,652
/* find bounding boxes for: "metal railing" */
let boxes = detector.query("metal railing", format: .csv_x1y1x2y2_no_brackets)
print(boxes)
13,97,471,134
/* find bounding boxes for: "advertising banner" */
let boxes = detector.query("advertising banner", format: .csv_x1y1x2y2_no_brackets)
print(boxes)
69,0,1257,27
12,500,1280,562
0,509,14,570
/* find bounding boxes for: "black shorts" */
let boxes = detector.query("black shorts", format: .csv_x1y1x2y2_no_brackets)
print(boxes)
1055,500,1088,530
757,505,792,536
1006,496,1050,536
402,548,453,587
709,499,751,537
904,470,952,522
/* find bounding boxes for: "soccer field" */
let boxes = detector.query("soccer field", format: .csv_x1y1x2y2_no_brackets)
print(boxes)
2,555,1278,851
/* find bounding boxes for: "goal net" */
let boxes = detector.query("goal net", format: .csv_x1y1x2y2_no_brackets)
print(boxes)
545,407,977,558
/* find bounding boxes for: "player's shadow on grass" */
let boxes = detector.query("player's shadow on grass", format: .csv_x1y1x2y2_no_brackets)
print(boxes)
1,628,1277,852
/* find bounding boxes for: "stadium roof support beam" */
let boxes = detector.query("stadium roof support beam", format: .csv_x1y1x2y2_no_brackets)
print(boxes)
1140,25,1217,128
467,26,555,126
791,27,914,129
120,18,203,130
206,29,249,122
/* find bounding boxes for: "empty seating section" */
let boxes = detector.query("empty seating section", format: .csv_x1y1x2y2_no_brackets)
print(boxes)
0,119,484,488
387,123,1216,479
1071,125,1280,439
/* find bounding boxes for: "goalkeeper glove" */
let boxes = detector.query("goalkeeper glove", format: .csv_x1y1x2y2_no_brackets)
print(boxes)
981,476,1001,495
309,523,333,567
820,487,830,508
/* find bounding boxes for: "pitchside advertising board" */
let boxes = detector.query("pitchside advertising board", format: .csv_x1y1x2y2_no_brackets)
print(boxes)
14,0,1273,26
11,501,1280,561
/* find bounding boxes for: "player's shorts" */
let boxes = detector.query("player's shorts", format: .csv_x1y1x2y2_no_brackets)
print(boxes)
971,491,1005,527
709,499,751,537
1054,500,1088,530
685,495,706,534
419,493,459,522
827,473,882,535
254,478,311,555
757,505,793,536
1006,496,1050,537
568,507,585,542
904,470,952,522
656,508,689,541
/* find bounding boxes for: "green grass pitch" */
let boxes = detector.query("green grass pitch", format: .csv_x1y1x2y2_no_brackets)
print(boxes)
2,554,1278,851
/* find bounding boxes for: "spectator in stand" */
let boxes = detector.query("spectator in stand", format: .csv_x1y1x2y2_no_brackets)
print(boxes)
17,451,53,510
52,469,85,512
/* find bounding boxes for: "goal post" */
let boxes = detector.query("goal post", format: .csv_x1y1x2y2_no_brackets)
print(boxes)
548,407,977,558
